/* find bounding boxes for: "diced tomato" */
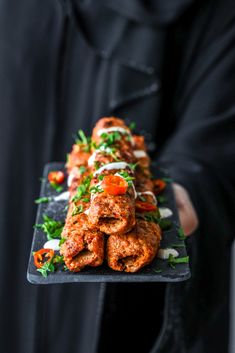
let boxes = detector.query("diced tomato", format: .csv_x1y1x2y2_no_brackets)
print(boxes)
153,179,166,195
101,175,128,195
33,248,54,269
135,200,157,212
48,171,65,184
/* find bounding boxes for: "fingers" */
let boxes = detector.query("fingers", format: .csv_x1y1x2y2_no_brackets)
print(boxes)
172,183,199,236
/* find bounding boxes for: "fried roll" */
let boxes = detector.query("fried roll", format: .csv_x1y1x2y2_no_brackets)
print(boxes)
60,203,104,272
107,219,161,272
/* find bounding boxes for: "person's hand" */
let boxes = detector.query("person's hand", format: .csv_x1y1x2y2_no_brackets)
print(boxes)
172,183,199,236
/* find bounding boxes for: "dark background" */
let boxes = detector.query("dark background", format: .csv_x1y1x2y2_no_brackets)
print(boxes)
0,0,234,352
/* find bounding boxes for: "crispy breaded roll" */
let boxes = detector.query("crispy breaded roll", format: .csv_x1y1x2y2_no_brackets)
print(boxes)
88,192,136,235
66,144,90,174
60,204,104,272
107,219,161,272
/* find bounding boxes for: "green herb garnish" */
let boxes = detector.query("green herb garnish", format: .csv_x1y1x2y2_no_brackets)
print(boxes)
53,255,64,264
72,175,92,202
162,177,173,183
117,171,135,186
72,204,83,216
168,254,189,269
79,166,87,175
158,219,172,230
37,261,55,277
129,162,139,171
90,184,103,194
157,195,167,204
81,197,90,203
171,243,185,248
74,130,91,152
35,197,51,204
98,174,105,181
138,195,147,202
177,227,186,240
129,122,136,131
50,182,63,193
59,237,66,246
153,268,162,273
35,214,64,240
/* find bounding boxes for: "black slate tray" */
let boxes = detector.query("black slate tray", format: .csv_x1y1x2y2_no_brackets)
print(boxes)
27,162,190,284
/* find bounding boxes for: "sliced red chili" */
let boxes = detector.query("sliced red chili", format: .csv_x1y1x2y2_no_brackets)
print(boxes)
153,179,166,195
135,200,157,212
101,175,128,195
33,248,54,269
48,171,65,184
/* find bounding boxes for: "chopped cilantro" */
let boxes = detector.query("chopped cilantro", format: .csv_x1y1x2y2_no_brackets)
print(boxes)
50,182,63,193
79,166,86,175
157,195,167,204
53,255,64,264
129,122,136,131
35,214,64,240
59,237,66,246
158,219,172,230
37,261,55,277
129,162,139,171
72,204,83,216
171,243,185,248
177,227,186,240
168,254,189,269
90,184,103,194
117,171,135,186
35,197,51,204
162,177,173,183
72,175,92,202
138,195,147,202
153,268,162,273
74,130,91,152
98,174,105,181
81,197,90,203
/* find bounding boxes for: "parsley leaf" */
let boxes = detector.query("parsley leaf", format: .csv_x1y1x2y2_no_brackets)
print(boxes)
157,195,167,204
72,175,92,202
117,171,135,186
129,122,136,131
162,177,173,183
177,227,186,240
153,268,162,273
168,254,189,269
59,237,66,246
35,214,64,240
158,219,172,230
37,261,55,277
35,197,51,204
50,182,63,193
74,130,91,152
79,166,86,175
90,184,103,194
72,204,83,216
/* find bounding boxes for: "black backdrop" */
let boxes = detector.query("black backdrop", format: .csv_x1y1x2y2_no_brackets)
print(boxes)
0,0,235,352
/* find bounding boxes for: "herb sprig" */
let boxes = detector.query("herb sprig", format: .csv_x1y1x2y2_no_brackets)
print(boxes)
35,214,64,240
168,255,189,269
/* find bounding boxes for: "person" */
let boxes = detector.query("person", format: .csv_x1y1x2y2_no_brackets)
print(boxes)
0,0,234,352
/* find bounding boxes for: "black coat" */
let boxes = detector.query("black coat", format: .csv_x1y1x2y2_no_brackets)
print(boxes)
0,1,234,352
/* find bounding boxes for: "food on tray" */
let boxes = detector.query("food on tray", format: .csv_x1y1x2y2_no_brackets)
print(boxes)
33,116,174,276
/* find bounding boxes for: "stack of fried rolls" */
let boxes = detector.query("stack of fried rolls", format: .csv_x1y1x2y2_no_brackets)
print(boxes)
60,117,161,272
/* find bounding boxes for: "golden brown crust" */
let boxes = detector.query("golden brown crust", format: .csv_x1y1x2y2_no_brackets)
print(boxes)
107,220,161,272
88,193,136,235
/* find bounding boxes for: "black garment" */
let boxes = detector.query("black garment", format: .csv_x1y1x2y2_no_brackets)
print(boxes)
0,1,234,353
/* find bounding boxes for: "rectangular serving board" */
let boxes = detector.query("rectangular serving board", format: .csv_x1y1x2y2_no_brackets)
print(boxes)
27,162,191,284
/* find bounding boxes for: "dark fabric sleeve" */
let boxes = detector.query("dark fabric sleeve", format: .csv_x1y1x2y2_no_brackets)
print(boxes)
158,0,235,240
155,3,235,351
